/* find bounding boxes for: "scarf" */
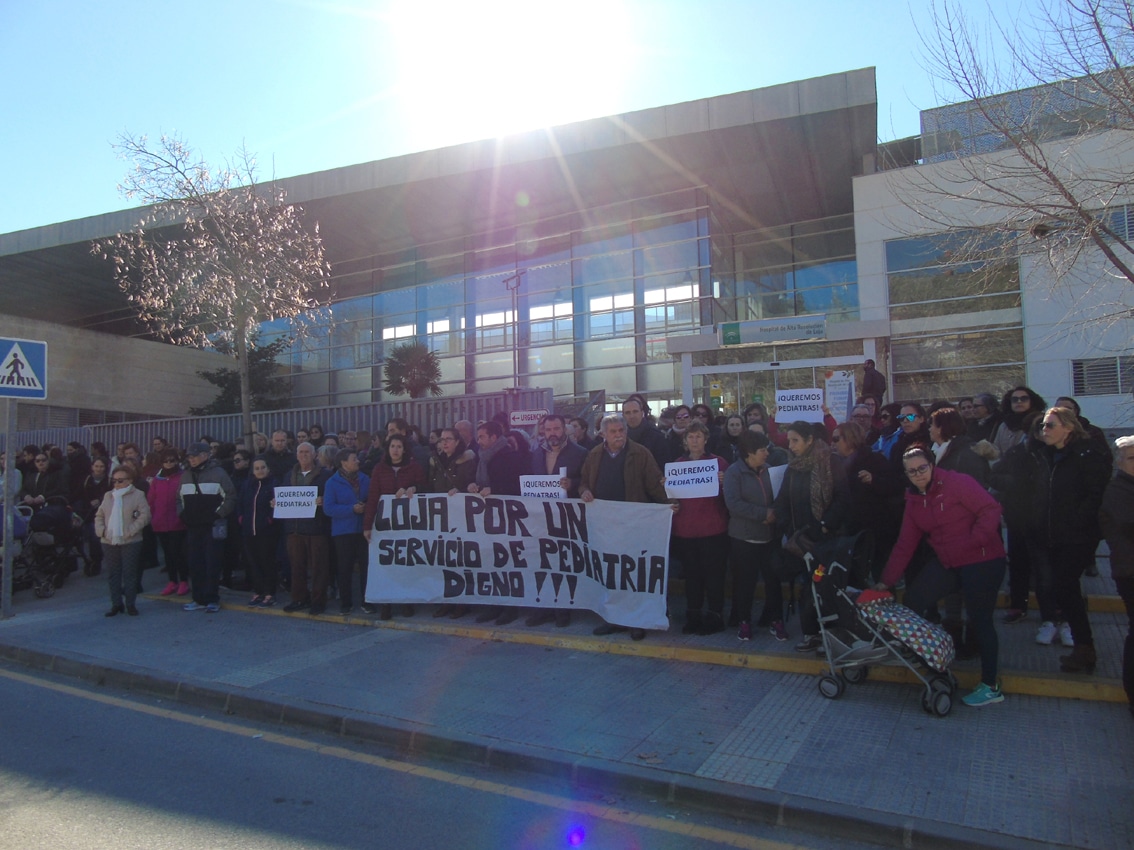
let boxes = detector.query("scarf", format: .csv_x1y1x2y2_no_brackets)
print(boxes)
932,440,950,462
340,468,361,499
475,437,508,489
108,484,135,543
788,444,834,522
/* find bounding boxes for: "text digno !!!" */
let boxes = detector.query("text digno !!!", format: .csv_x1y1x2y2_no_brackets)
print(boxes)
371,496,666,596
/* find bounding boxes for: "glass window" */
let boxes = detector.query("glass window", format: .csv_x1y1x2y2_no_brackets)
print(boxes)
573,222,632,257
639,241,699,276
889,262,1019,305
574,252,634,285
580,337,634,369
893,365,1024,403
578,365,636,396
634,211,698,246
642,361,678,393
474,349,516,379
892,328,1024,372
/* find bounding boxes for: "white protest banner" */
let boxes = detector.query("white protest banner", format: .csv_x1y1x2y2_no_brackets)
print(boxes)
663,459,720,499
520,474,566,499
273,486,318,519
366,493,673,629
824,370,856,424
775,388,824,424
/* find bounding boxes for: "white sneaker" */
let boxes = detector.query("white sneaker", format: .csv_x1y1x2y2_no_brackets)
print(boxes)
1058,622,1074,647
1035,621,1057,645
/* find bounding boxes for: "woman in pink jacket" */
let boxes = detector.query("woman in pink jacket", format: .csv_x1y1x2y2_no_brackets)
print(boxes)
147,448,189,597
876,447,1006,708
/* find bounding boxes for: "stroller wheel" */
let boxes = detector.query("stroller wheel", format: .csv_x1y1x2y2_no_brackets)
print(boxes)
930,673,955,696
931,690,952,717
818,675,845,700
920,689,934,714
842,666,868,685
34,580,56,599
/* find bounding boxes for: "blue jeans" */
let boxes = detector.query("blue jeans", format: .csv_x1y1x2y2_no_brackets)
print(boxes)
905,556,1006,687
105,541,142,608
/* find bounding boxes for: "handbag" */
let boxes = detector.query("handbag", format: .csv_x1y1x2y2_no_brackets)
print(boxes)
211,517,228,540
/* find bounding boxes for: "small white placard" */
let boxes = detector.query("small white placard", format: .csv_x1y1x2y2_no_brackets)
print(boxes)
775,388,824,424
664,460,720,499
273,486,318,518
520,474,566,499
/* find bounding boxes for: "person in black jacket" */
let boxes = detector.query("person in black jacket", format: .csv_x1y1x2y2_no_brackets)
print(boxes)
1036,407,1112,673
1099,436,1134,714
832,420,904,576
930,407,990,488
623,394,671,469
177,442,236,612
774,421,850,652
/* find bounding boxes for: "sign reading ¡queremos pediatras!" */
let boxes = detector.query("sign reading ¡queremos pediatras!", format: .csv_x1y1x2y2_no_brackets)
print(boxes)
663,460,721,499
273,486,318,518
365,493,673,629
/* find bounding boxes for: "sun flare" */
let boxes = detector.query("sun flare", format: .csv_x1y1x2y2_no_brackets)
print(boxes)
387,0,635,147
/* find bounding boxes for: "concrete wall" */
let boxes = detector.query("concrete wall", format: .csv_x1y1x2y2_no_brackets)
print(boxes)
0,314,227,418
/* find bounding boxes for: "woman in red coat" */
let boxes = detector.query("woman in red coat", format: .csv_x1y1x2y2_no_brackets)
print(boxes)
876,447,1007,708
362,434,427,619
671,421,730,635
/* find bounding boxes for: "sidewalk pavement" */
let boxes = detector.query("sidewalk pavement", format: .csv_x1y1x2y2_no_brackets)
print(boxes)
0,571,1130,850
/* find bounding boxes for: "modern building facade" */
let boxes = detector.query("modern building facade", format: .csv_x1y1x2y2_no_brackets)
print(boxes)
1,66,1130,431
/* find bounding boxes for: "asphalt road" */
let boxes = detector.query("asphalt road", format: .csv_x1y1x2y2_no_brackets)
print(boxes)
0,662,891,850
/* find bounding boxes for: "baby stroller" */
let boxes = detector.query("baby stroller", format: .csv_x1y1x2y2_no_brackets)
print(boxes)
802,534,958,717
9,501,87,598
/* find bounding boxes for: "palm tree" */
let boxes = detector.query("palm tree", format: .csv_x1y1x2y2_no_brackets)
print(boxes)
383,341,443,398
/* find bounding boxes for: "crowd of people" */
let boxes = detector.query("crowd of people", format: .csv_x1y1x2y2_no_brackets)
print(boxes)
2,376,1132,715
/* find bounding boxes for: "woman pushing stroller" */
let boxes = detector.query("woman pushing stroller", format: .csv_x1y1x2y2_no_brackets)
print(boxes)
873,447,1007,708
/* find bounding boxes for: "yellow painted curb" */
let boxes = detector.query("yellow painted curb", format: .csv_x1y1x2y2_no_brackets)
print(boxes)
145,594,1127,704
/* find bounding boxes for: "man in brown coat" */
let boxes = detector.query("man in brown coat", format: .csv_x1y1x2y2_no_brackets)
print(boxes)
580,413,672,640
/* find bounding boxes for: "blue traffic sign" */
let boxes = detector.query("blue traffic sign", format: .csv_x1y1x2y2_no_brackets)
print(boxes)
0,337,47,400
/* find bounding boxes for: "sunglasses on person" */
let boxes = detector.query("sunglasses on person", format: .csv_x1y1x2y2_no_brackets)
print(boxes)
112,476,131,484
1010,395,1030,403
897,413,919,423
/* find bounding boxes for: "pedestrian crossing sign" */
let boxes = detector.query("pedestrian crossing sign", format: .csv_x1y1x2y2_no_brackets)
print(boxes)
0,338,47,399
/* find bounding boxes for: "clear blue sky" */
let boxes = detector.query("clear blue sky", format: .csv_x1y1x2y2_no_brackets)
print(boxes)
0,0,1024,235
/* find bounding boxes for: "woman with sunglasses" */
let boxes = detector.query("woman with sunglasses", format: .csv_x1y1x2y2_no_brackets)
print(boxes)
1032,407,1111,673
887,403,932,477
95,465,151,617
991,386,1046,462
875,447,1007,707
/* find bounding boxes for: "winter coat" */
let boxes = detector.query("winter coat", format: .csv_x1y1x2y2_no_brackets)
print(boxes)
935,435,990,488
722,459,776,543
1041,437,1111,548
842,445,905,540
881,468,1005,587
238,474,278,538
94,487,151,546
324,470,371,537
671,453,729,539
427,449,476,495
282,465,331,536
1100,470,1134,580
147,470,187,533
73,474,111,523
364,458,428,531
774,451,850,539
530,440,589,498
579,439,669,504
177,460,236,528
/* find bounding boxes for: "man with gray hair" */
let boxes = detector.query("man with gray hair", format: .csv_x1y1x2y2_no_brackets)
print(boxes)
579,412,672,641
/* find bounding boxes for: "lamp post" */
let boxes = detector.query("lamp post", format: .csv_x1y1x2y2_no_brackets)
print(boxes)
503,270,525,389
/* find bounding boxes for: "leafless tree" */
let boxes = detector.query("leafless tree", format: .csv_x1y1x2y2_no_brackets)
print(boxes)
892,0,1134,330
92,133,331,444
